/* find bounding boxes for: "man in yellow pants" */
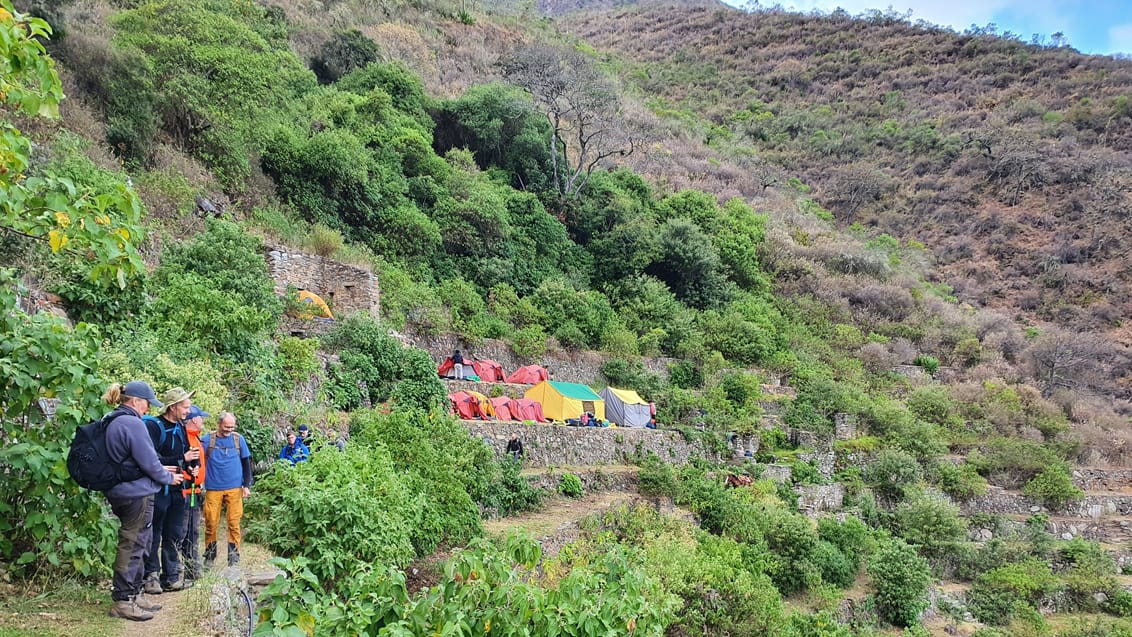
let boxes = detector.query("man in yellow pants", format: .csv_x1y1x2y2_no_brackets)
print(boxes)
200,412,252,567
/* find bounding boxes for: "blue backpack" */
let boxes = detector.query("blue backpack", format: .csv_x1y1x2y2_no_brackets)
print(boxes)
143,415,186,453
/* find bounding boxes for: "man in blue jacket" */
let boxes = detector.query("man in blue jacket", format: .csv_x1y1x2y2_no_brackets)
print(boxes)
141,387,198,594
101,380,184,622
279,431,309,464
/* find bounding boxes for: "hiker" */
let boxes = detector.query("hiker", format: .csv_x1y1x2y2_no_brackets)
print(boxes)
142,387,197,595
180,404,208,585
279,431,309,464
452,349,466,380
505,433,524,462
297,423,311,445
201,412,252,567
101,381,184,622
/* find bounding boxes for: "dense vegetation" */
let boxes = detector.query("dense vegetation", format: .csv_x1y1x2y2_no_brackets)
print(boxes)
3,0,1132,635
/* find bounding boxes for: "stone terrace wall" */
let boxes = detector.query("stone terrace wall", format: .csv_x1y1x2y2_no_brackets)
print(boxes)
1073,468,1132,491
266,245,379,318
961,486,1132,517
464,422,719,467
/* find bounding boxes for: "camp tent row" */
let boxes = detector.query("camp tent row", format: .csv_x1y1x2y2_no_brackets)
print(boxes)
448,381,654,428
437,358,549,384
448,391,547,422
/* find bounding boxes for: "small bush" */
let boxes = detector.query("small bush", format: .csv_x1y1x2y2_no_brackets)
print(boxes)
481,459,544,517
311,30,380,84
913,354,940,375
559,472,584,498
869,536,932,627
968,558,1059,625
1023,465,1084,509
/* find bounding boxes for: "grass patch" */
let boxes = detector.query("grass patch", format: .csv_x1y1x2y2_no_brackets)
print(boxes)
0,581,119,637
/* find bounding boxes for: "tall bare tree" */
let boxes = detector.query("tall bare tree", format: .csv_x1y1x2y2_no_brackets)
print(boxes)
502,45,636,200
1025,328,1106,397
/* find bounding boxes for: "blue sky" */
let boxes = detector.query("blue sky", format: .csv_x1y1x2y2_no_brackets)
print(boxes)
742,0,1132,55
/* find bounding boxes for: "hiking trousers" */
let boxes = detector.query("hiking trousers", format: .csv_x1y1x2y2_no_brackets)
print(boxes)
203,488,244,548
144,487,185,587
107,494,154,602
181,493,203,579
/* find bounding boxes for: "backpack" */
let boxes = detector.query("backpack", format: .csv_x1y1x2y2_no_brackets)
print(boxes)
205,431,244,463
67,410,144,491
143,415,185,452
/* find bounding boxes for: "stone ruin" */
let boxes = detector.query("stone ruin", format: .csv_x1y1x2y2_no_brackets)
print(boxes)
265,245,379,336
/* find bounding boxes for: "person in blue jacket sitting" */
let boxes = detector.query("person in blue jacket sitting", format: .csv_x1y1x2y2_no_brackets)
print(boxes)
279,431,309,465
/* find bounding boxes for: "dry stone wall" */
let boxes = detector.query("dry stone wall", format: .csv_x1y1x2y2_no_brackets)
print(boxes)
265,245,379,318
464,422,720,467
960,486,1132,518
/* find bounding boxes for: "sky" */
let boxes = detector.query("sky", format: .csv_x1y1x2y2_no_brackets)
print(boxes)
737,0,1132,55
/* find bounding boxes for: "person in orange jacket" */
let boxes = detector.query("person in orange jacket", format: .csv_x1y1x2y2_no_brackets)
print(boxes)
179,405,208,584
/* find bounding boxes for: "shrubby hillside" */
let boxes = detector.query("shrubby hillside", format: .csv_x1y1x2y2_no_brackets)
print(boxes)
4,0,1132,635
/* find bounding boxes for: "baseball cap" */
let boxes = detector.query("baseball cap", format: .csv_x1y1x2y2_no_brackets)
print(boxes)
298,424,310,432
123,380,163,408
186,405,210,420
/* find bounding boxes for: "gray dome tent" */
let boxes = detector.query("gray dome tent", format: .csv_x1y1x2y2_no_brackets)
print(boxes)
599,387,652,428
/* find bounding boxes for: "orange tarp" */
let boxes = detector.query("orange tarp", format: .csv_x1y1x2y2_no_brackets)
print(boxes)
506,365,549,384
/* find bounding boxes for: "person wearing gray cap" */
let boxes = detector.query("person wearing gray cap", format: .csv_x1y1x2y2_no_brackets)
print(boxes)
99,381,184,622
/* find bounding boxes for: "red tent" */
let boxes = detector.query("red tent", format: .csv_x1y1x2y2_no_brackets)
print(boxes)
514,398,547,422
489,396,515,421
506,365,549,384
448,391,484,420
472,359,506,382
438,357,455,378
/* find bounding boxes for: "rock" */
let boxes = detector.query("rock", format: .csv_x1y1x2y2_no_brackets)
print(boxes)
1095,592,1109,605
977,528,994,541
1030,506,1043,513
1061,532,1074,540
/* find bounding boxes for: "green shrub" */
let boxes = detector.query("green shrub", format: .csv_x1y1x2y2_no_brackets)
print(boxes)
323,315,446,411
1023,465,1084,509
559,472,584,498
934,460,988,501
311,30,379,84
869,536,932,627
348,409,488,555
278,336,321,384
0,275,117,580
968,559,1059,625
863,449,923,502
148,219,283,362
913,354,939,374
480,458,544,517
892,490,967,558
811,540,855,588
638,455,679,497
245,445,418,584
507,324,547,359
643,530,784,636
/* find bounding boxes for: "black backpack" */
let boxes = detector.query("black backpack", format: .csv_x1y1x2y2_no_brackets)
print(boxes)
67,410,143,491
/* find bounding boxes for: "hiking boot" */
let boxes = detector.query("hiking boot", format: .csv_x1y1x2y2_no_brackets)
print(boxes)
227,542,240,566
108,599,153,622
143,574,163,596
203,542,217,568
134,592,163,612
161,579,184,592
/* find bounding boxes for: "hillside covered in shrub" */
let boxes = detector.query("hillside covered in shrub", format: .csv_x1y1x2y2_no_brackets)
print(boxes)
4,0,1132,635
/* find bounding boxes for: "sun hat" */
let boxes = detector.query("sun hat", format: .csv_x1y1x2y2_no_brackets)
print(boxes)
159,387,195,413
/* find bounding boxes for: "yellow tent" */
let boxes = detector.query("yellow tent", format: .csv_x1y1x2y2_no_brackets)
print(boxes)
524,381,605,422
291,289,334,319
465,390,491,418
